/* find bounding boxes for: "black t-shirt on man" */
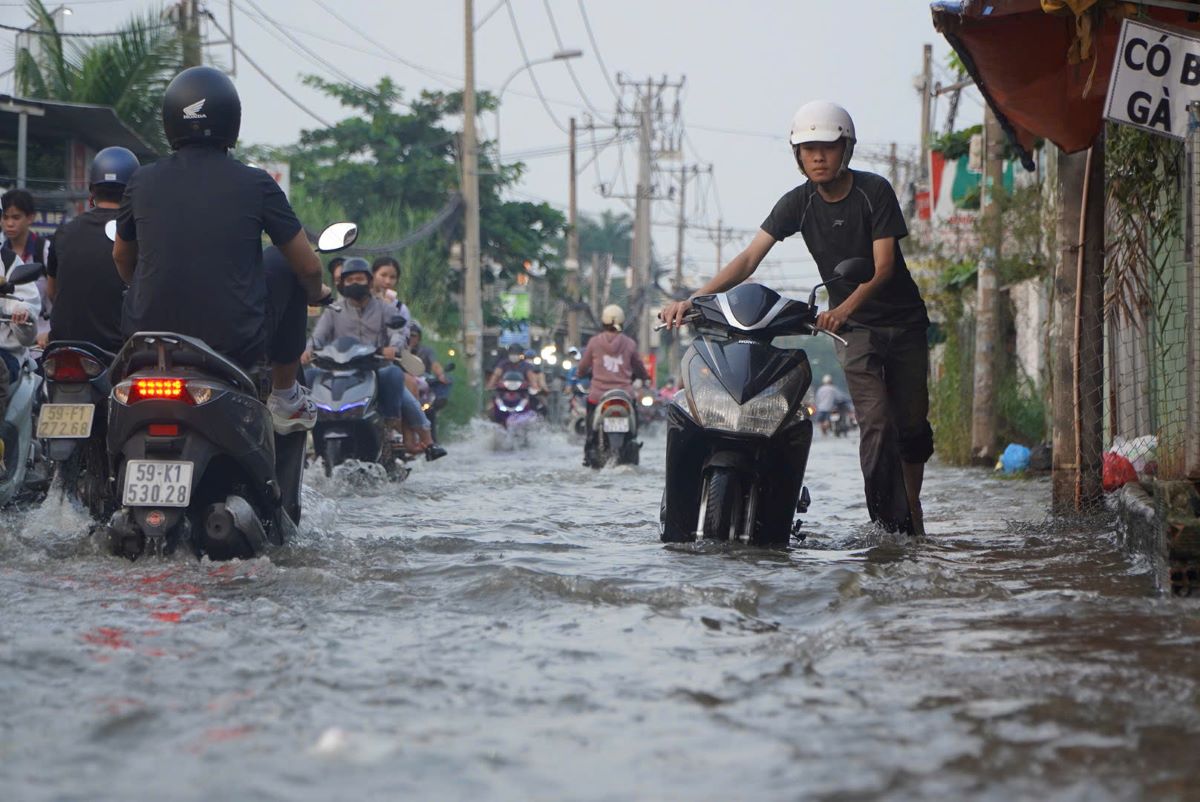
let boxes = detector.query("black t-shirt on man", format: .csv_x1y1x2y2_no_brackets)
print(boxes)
116,146,303,366
760,170,928,328
47,206,125,353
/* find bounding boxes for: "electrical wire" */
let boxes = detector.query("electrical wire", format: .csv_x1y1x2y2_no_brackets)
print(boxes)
540,0,603,116
576,0,620,101
205,12,331,127
503,0,568,134
308,0,461,89
238,0,385,102
0,21,175,36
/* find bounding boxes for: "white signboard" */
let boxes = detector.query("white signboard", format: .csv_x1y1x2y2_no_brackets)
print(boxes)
260,161,291,197
1105,18,1200,140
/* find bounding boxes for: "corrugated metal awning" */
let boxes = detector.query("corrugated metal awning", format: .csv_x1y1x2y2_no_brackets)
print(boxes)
0,93,157,160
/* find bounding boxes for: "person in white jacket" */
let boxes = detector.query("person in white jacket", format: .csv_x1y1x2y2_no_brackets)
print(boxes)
0,244,41,378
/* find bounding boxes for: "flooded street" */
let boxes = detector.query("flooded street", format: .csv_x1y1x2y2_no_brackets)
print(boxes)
2,425,1199,801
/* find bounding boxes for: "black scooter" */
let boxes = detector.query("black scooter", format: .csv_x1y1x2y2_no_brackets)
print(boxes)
308,331,407,478
659,257,873,547
39,340,116,519
104,222,358,560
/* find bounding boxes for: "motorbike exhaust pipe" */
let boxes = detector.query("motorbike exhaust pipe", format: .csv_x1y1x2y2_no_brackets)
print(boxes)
202,495,267,558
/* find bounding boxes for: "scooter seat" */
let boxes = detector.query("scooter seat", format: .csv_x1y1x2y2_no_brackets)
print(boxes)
43,340,117,364
111,332,258,396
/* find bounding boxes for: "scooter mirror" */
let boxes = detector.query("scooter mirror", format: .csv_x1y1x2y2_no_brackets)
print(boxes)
807,257,876,307
832,257,875,285
316,222,359,253
104,219,118,242
445,362,456,372
5,261,44,286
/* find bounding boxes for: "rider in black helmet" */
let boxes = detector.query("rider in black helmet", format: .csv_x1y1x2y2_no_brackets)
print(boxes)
46,146,141,353
113,66,330,434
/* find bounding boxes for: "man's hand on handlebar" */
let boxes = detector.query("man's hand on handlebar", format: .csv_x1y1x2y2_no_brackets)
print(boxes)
310,285,334,306
658,299,694,330
815,306,849,334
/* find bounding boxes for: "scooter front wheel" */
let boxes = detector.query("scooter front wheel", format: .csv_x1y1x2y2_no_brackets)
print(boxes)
701,467,741,541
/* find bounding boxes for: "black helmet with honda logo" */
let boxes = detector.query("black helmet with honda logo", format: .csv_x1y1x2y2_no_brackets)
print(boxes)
162,66,242,150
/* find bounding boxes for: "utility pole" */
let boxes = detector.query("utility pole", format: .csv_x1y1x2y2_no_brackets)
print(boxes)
919,44,933,185
715,219,725,271
462,0,483,389
179,0,202,68
566,116,581,347
970,106,1004,463
589,252,601,322
1076,135,1106,509
611,75,685,350
669,165,689,376
1052,147,1085,512
889,142,899,190
633,88,653,348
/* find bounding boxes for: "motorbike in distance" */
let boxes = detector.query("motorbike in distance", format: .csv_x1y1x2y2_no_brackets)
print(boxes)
585,387,640,468
491,369,539,448
308,325,410,479
658,257,874,547
103,222,358,560
418,363,454,442
0,261,51,506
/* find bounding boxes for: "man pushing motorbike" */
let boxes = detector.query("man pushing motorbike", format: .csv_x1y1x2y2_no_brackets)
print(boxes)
303,258,447,460
577,304,649,467
660,101,932,535
113,66,328,434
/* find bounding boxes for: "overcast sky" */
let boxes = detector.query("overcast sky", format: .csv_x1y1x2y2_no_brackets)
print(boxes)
3,0,979,289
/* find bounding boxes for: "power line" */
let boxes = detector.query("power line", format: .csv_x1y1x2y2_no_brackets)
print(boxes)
503,0,568,134
307,0,460,89
576,0,621,101
0,21,175,36
540,0,603,116
205,12,331,127
238,0,385,102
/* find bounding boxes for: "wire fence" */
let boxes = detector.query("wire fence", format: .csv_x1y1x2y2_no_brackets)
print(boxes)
1097,110,1200,592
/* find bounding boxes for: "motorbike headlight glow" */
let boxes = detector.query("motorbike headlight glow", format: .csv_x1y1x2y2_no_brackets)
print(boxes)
686,359,801,437
640,396,654,407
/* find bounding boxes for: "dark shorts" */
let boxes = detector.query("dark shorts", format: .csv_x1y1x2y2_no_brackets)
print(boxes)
229,256,308,369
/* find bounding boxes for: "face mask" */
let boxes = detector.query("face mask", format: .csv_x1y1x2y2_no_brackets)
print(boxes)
341,283,370,301
508,353,522,363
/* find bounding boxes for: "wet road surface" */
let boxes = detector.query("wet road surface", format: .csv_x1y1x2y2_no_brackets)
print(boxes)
2,424,1198,801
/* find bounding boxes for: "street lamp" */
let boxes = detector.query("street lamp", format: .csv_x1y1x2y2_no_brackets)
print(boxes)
494,48,583,162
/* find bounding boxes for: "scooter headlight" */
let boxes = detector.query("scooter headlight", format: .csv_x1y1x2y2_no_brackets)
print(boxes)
685,359,801,437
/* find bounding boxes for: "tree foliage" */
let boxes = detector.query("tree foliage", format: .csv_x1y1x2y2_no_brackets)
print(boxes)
253,77,566,333
14,0,183,152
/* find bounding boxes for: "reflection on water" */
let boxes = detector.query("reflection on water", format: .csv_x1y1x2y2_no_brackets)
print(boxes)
1,427,1197,801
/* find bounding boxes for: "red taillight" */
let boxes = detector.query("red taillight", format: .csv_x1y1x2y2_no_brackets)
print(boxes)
128,378,192,404
147,424,180,437
44,350,104,383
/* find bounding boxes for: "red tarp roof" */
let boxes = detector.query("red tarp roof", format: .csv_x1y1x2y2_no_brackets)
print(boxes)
931,0,1200,167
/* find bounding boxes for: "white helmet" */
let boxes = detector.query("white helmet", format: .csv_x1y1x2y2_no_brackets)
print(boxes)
601,304,626,328
789,101,856,176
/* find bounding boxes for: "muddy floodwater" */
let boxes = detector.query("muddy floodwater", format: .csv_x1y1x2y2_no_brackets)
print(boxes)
2,424,1198,801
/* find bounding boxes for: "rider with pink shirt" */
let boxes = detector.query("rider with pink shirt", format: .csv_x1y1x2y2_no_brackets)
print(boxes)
577,305,649,456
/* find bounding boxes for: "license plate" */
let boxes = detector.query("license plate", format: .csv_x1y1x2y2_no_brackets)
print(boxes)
37,404,95,439
602,416,631,433
122,460,194,507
